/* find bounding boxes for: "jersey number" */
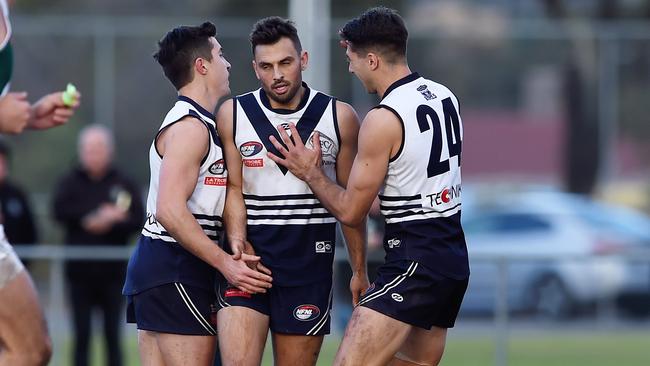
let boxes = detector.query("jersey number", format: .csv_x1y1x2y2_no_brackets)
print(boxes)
416,97,462,178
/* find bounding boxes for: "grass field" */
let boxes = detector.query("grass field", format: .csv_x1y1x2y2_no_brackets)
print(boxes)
63,329,650,365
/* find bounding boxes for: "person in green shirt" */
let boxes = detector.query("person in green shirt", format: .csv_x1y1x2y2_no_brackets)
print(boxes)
0,0,78,134
0,1,80,365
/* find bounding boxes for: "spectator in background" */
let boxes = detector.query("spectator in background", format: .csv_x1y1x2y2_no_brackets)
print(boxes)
52,124,144,366
0,140,38,255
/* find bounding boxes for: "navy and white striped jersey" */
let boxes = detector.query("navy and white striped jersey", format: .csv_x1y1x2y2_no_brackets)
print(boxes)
233,84,340,285
377,73,469,279
123,96,226,295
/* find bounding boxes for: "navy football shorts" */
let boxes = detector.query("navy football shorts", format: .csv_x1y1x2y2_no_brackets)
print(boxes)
358,260,468,330
216,277,332,336
126,282,217,336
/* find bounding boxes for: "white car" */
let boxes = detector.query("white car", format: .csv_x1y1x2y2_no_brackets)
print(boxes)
460,190,632,318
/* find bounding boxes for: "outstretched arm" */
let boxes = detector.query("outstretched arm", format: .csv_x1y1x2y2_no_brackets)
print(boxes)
28,91,80,130
334,101,369,305
156,116,272,293
217,99,270,274
268,107,402,227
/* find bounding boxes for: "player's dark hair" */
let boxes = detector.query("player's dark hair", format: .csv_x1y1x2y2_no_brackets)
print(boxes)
154,21,217,90
250,16,302,55
339,7,408,63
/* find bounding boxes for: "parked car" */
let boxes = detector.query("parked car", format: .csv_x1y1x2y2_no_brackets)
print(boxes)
459,189,646,319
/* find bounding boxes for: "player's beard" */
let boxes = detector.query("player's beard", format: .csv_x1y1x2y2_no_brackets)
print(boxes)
265,79,302,106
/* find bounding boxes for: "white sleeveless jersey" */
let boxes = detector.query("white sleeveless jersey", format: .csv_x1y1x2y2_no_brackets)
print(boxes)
232,84,340,285
142,96,226,243
234,85,339,226
378,73,463,225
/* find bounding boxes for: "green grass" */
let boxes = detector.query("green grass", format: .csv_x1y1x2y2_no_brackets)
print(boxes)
58,330,650,365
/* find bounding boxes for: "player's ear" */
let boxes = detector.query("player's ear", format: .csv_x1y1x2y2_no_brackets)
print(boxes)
300,50,309,71
367,52,379,71
195,58,209,76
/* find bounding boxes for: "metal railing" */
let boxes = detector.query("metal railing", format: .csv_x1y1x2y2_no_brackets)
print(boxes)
12,244,650,366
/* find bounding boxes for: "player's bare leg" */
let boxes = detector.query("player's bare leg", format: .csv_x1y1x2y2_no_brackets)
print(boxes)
138,330,215,366
334,306,412,366
0,270,52,366
388,326,447,366
136,330,165,366
271,333,324,366
217,306,269,366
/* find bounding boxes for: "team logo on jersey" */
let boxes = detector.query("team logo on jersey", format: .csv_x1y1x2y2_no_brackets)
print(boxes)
208,159,225,175
243,158,264,168
204,177,227,186
240,141,263,157
387,238,401,249
391,293,404,302
315,241,333,253
293,304,321,321
426,184,461,207
307,132,337,166
417,85,436,101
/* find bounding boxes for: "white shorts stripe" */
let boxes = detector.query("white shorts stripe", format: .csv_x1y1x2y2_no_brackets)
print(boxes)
357,262,418,307
216,283,230,308
306,286,333,336
174,283,216,335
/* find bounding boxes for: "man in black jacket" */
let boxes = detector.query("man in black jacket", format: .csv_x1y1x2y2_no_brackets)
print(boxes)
53,124,144,366
0,140,38,248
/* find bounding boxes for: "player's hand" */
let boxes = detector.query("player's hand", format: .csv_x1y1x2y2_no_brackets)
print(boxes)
350,271,370,306
230,238,273,275
0,92,31,134
97,203,128,223
230,237,255,260
29,91,80,130
220,254,273,294
267,122,323,182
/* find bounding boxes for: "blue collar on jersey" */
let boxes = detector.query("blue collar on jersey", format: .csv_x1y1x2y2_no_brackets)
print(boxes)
259,81,311,115
381,72,421,101
177,95,216,121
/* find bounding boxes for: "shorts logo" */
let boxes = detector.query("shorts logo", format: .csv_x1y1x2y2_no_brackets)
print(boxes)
224,288,252,298
315,241,332,253
208,159,225,175
387,238,401,249
204,177,227,186
391,293,404,302
240,141,263,157
243,158,264,168
293,304,320,321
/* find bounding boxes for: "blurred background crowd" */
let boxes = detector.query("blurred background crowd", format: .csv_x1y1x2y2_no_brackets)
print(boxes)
4,0,650,365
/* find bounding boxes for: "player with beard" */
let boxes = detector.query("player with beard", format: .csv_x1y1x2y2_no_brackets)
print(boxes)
215,16,368,366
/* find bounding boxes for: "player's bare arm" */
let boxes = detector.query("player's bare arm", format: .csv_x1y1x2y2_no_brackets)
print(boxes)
334,101,370,305
217,99,271,275
269,107,401,226
156,116,272,293
28,90,81,130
